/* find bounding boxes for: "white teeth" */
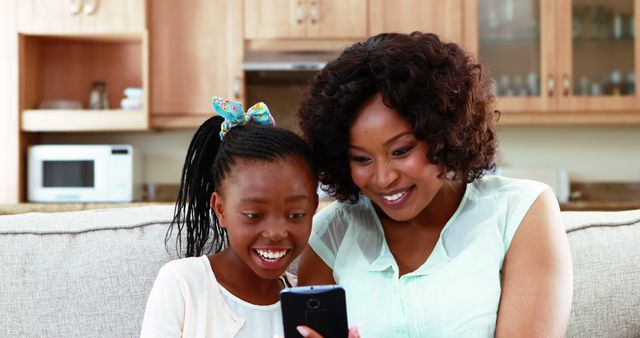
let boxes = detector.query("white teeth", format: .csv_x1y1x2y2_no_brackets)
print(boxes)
383,191,406,202
255,249,287,260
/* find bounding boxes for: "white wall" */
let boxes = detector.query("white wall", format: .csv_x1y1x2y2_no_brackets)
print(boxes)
42,125,640,185
497,126,640,182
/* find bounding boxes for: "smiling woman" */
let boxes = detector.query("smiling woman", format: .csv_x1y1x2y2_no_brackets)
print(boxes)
296,32,573,337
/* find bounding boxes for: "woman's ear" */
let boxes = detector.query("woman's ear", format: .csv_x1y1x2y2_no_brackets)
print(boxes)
211,192,226,229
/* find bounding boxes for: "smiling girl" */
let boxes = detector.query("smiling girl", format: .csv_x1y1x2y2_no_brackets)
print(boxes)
140,97,320,337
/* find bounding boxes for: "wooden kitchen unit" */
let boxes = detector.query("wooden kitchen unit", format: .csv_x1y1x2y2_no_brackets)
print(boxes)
149,0,244,129
244,0,367,40
463,0,640,124
3,0,640,203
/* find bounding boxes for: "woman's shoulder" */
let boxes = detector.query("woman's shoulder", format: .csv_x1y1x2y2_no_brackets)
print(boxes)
314,197,375,230
470,175,550,199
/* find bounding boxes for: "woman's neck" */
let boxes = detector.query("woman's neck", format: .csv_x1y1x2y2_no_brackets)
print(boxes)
209,251,283,305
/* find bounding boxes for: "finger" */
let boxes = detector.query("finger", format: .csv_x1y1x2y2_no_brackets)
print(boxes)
297,325,323,338
348,324,361,338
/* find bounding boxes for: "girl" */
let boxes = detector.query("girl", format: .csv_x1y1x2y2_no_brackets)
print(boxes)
140,97,320,337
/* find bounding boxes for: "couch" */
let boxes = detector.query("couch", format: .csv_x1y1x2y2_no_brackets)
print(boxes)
0,205,639,338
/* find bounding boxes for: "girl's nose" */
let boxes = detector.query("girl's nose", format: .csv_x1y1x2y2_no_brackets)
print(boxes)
262,225,288,241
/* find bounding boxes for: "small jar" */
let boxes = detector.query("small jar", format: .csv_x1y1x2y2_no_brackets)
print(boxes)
89,81,108,109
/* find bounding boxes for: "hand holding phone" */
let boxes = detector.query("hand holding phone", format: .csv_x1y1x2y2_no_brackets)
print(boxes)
280,285,349,338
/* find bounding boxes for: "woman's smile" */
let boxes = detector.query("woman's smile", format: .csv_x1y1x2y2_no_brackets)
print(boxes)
378,186,414,208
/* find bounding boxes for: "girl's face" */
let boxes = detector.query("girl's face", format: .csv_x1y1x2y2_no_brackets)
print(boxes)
211,157,318,280
347,93,444,222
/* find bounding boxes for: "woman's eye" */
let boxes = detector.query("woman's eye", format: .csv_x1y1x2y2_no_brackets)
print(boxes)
349,155,371,164
392,146,413,157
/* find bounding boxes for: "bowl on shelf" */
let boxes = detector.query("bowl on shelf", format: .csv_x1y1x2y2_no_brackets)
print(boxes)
38,100,83,110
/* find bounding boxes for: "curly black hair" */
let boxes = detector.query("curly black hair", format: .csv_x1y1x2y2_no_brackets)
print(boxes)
167,115,318,257
297,32,498,202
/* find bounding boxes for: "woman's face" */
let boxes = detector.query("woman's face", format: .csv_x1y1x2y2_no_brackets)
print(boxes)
211,157,318,280
347,93,444,221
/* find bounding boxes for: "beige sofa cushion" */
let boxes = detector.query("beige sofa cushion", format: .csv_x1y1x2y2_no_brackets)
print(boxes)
563,209,640,338
0,205,177,338
0,205,639,337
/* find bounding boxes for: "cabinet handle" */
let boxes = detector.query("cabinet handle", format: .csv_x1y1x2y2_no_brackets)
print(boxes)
309,1,318,24
562,74,571,96
547,74,555,97
83,0,97,15
232,79,242,100
295,1,304,24
69,0,82,15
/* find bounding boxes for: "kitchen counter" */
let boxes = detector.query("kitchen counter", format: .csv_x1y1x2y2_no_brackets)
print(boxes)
0,202,170,216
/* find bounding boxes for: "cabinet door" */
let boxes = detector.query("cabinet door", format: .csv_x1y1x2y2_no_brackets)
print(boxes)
18,0,145,34
150,0,244,122
305,0,367,38
464,0,556,113
80,0,146,33
556,0,639,111
18,0,82,33
369,0,463,44
244,0,306,39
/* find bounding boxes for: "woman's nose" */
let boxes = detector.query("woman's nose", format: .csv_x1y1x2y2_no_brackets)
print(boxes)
374,160,398,188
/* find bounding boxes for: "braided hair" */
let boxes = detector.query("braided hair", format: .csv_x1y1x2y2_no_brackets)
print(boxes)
167,115,318,257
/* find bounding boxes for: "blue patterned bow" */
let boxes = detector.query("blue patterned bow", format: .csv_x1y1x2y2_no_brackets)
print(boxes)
212,96,275,140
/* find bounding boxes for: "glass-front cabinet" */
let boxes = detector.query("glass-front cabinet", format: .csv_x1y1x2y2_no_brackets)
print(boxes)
464,0,640,122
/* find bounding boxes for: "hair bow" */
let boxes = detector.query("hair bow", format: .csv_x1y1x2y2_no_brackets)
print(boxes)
212,96,276,140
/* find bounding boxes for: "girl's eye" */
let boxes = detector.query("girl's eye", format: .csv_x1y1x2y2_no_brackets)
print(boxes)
242,212,261,220
289,212,307,220
392,146,413,157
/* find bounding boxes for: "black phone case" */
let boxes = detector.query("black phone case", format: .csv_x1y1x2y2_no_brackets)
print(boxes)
280,285,348,338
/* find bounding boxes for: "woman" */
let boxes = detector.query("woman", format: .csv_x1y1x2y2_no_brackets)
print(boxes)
296,32,573,337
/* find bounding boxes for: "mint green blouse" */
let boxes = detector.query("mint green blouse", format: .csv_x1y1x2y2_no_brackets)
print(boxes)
309,176,549,337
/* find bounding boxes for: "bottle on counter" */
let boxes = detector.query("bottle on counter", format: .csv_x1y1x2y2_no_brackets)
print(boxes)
89,81,108,109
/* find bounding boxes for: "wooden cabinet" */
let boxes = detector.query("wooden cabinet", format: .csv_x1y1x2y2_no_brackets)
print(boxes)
19,34,149,131
17,0,149,132
149,0,244,128
369,0,464,44
0,0,21,203
463,0,640,124
244,0,367,40
18,0,145,34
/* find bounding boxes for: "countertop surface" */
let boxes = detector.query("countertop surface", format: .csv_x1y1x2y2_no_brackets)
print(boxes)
1,199,639,216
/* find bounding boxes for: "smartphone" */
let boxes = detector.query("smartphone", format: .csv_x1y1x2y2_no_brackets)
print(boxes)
280,285,349,338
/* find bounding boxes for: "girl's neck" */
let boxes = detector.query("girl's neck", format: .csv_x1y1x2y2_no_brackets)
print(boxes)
209,251,283,305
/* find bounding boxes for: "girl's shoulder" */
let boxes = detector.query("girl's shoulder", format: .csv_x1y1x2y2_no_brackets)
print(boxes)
156,256,212,286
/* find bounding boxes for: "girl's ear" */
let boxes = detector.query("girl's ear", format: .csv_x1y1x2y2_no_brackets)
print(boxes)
211,192,226,229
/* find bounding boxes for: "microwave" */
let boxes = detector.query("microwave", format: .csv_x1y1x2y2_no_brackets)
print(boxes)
28,145,143,203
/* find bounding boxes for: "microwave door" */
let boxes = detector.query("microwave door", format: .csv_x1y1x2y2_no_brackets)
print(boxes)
43,160,95,188
40,160,98,202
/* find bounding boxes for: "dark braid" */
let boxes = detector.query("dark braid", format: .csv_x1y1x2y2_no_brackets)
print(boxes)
167,115,318,258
